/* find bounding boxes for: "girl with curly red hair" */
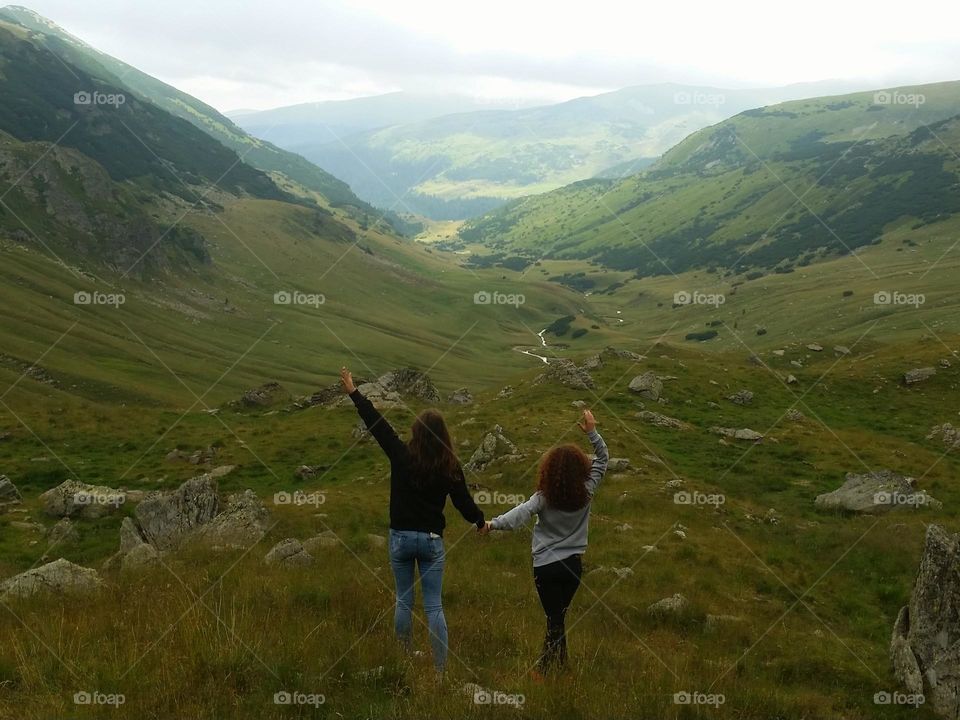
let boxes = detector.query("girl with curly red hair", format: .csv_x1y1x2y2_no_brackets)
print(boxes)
482,409,608,673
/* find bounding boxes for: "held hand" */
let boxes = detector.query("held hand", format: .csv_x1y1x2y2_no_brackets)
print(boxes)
577,409,597,434
340,366,356,394
477,521,492,536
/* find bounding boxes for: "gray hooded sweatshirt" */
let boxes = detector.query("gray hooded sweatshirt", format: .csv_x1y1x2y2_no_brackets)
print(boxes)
490,430,608,567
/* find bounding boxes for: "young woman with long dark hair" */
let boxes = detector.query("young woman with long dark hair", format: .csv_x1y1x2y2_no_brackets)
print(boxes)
340,367,484,674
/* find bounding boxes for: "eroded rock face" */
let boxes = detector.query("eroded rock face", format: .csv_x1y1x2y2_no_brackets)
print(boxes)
814,470,940,514
39,480,127,519
377,368,441,403
538,360,594,391
0,558,103,602
135,476,220,551
465,425,521,473
891,525,960,718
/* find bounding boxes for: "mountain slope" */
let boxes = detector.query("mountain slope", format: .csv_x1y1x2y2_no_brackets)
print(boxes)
280,81,865,220
0,5,400,227
459,81,960,277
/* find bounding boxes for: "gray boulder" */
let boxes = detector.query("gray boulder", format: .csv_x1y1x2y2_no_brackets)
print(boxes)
447,387,474,405
581,354,603,371
905,367,937,385
193,489,269,550
727,389,754,406
538,360,594,390
928,424,960,450
0,475,21,511
0,558,103,601
603,347,645,362
814,470,940,514
891,524,960,718
135,476,220,550
377,368,441,403
265,538,314,568
240,381,287,408
636,411,690,430
628,372,662,401
647,593,690,615
121,542,162,573
710,427,764,441
303,531,339,552
39,479,126,519
465,425,520,473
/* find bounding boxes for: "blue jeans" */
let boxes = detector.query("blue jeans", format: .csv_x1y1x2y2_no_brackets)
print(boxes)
389,529,447,671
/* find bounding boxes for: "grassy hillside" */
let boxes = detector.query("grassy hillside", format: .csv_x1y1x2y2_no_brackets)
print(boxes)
0,4,408,231
279,83,861,220
459,81,960,276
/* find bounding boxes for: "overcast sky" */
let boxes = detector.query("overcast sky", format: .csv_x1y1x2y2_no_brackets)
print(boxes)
16,0,960,111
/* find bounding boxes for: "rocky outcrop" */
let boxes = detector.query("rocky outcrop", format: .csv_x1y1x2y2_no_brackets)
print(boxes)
447,388,474,405
636,411,690,430
727,389,754,406
604,347,645,362
135,476,220,550
710,427,764,441
581,354,603,371
537,360,594,390
39,480,127,519
904,367,937,385
465,425,521,473
239,381,287,408
891,525,960,718
0,558,103,601
0,475,21,512
342,382,402,409
377,368,441,403
193,490,270,550
628,372,662,401
814,470,940,514
928,424,960,450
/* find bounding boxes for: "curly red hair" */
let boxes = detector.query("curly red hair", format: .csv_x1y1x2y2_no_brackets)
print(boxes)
537,444,591,511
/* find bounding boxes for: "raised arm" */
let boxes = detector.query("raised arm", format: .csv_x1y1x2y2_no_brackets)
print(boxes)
342,367,405,462
579,409,608,496
449,467,485,528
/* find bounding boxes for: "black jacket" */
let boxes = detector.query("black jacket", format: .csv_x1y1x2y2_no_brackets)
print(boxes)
350,389,484,536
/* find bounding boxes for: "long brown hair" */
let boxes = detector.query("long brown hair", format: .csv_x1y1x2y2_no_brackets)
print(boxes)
537,445,591,511
407,409,459,487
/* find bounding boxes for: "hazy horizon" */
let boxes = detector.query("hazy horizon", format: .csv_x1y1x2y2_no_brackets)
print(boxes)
8,0,960,113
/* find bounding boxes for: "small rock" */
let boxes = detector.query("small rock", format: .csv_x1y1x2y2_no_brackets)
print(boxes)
265,538,315,568
0,475,22,512
727,389,754,406
647,593,689,615
447,388,474,405
834,346,851,356
807,343,824,352
904,367,936,385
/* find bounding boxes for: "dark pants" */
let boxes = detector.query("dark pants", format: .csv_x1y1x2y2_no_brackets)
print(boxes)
533,554,582,671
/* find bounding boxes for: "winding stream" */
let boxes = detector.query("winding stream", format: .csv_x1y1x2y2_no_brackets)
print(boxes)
513,328,550,364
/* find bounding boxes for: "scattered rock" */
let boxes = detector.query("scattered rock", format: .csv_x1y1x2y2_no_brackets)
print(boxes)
834,346,851,357
790,360,803,369
303,531,339,552
786,374,798,384
904,367,937,385
785,409,805,422
240,381,287,408
46,518,79,547
571,400,587,408
39,480,126,519
603,347,646,362
891,524,960,718
940,358,952,369
0,475,21,512
807,343,824,352
727,389,754,406
538,360,594,390
208,465,236,479
295,465,329,481
496,386,514,399
0,558,103,601
928,423,960,450
628,372,663,401
447,388,474,405
772,350,785,357
265,538,315,568
710,427,764,441
706,614,745,630
814,470,940,514
581,354,603,371
636,411,690,430
346,382,402,409
608,458,631,473
465,425,521,473
647,593,690,615
189,446,219,465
